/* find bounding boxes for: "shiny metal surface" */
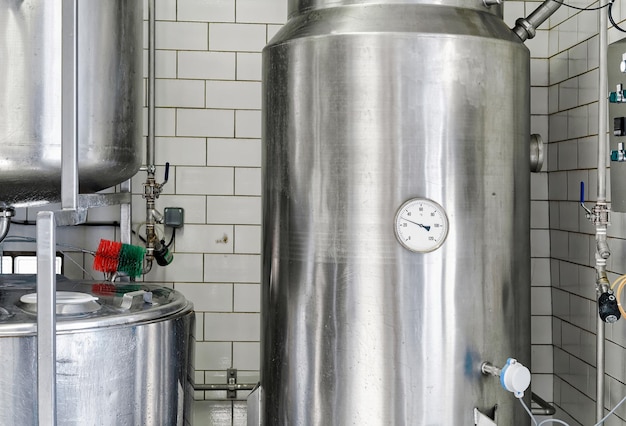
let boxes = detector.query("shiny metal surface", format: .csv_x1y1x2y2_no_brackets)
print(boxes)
512,0,562,41
530,134,545,173
37,212,58,426
262,2,531,425
289,0,503,16
61,0,79,213
0,275,194,425
0,0,142,207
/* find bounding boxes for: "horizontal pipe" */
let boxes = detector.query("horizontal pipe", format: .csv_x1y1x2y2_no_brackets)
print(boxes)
531,392,556,416
193,383,256,392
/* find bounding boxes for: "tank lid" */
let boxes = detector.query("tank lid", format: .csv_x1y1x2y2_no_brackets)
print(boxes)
289,0,502,16
0,275,192,336
18,291,102,316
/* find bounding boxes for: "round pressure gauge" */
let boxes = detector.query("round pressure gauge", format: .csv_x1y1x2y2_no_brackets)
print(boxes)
394,198,449,253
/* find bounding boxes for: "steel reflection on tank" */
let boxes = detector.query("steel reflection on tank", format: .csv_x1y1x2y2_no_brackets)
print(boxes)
0,276,194,426
0,0,142,206
261,0,539,424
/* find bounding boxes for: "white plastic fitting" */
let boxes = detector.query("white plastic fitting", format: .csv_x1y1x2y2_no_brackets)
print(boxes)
500,358,531,398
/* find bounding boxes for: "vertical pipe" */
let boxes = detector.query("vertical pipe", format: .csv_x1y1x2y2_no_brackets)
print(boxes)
61,0,78,211
147,0,156,171
597,313,605,421
145,0,157,262
596,3,609,422
120,179,132,245
37,211,57,426
599,4,608,204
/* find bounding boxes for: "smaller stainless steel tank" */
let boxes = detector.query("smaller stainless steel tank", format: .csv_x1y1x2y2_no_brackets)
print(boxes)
0,0,143,206
0,275,194,426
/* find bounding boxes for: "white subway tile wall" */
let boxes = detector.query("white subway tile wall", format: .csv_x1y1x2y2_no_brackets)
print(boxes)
5,0,623,425
144,1,279,424
528,0,626,422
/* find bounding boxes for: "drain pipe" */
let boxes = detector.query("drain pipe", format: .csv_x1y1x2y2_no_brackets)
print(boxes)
595,4,610,422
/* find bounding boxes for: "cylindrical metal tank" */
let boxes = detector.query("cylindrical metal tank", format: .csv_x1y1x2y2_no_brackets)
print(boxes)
262,0,531,424
0,0,142,206
0,275,194,426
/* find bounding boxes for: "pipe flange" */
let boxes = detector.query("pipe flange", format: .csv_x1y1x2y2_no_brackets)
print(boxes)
514,18,536,40
530,134,544,172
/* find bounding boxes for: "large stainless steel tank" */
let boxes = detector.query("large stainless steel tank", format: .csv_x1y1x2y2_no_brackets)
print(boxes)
0,275,194,426
262,0,531,424
0,0,142,206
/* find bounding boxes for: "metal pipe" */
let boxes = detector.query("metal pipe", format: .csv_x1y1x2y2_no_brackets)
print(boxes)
193,383,257,392
597,233,611,260
147,0,156,171
599,5,608,204
597,303,606,422
61,0,78,211
120,179,132,245
145,194,157,260
480,362,501,377
596,3,609,422
35,0,79,421
512,0,562,41
0,218,9,243
143,0,158,263
0,208,15,244
531,392,556,416
37,211,57,426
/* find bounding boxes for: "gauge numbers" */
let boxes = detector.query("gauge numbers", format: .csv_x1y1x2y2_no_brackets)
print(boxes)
394,198,449,253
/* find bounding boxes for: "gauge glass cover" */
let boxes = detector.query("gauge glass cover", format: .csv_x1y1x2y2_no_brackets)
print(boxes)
394,198,449,253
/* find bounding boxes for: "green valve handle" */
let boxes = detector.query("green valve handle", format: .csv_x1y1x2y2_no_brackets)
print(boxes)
610,84,626,103
611,142,626,162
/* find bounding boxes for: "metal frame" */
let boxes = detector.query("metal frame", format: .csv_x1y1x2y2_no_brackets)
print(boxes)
35,1,134,423
193,368,256,399
530,392,556,416
36,212,57,426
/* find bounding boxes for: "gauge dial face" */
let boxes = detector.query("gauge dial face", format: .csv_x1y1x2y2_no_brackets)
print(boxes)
394,198,449,253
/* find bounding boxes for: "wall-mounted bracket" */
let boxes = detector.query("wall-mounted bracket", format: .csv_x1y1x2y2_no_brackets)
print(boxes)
227,368,238,399
192,368,256,399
